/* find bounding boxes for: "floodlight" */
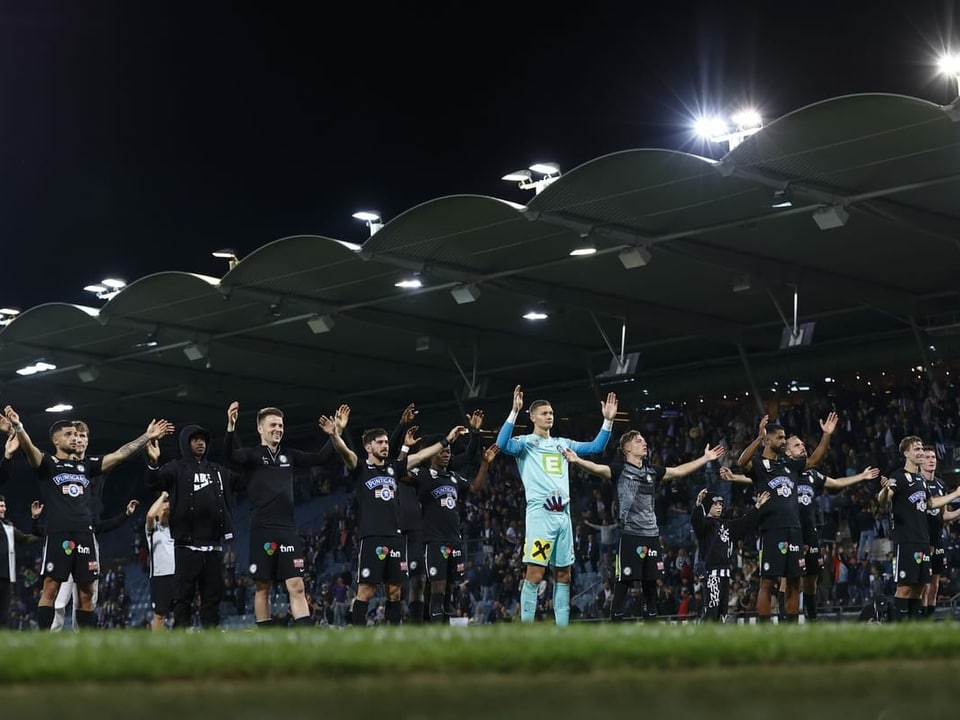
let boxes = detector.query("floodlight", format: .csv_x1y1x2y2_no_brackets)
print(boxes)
0,307,20,315
394,276,423,289
101,278,126,289
731,109,762,129
771,189,793,208
569,243,597,257
939,53,960,97
307,315,335,334
353,210,383,236
523,311,548,321
502,170,532,182
529,163,560,176
450,284,481,304
694,116,728,139
618,246,652,269
84,284,108,294
45,404,74,413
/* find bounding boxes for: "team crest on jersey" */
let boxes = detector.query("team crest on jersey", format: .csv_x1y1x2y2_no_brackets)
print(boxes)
76,464,85,473
376,486,394,501
908,491,927,512
386,466,395,476
770,476,793,497
279,455,287,464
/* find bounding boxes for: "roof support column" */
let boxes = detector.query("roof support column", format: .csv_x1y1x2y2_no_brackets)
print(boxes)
737,343,765,416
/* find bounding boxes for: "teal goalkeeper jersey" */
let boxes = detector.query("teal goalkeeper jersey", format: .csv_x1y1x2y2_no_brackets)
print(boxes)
496,422,611,511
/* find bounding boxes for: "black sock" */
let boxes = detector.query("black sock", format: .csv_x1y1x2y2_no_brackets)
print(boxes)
385,600,402,625
428,593,445,623
408,600,424,625
642,581,658,619
256,618,274,629
610,582,629,621
907,598,921,620
777,591,786,619
757,614,771,623
37,605,54,631
785,613,799,624
75,610,96,628
894,597,909,622
352,600,369,627
803,592,817,620
293,615,312,626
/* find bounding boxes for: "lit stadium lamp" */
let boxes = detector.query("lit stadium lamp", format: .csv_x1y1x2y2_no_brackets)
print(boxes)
502,163,561,194
212,248,239,270
694,116,728,140
45,403,74,413
394,275,423,289
938,53,960,97
0,306,20,326
84,278,126,300
352,211,383,236
731,108,762,130
522,310,548,321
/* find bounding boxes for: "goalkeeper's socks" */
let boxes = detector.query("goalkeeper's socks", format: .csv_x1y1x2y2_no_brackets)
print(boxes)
520,580,538,622
554,582,570,627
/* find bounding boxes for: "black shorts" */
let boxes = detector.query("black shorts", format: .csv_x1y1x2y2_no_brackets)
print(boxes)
42,531,99,582
802,534,823,578
931,545,947,575
895,542,931,586
405,530,425,578
248,529,306,582
150,575,175,615
759,527,803,579
357,535,406,586
616,534,664,583
424,541,464,583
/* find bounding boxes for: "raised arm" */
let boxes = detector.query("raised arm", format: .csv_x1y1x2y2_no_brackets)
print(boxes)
737,415,767,469
408,425,469,469
495,386,526,456
469,445,500,494
720,466,754,485
568,392,618,456
146,491,169,533
561,447,612,481
450,410,483,470
3,406,43,468
805,411,838,469
929,484,960,510
319,414,358,471
663,444,726,482
877,476,893,506
101,418,174,473
823,466,880,490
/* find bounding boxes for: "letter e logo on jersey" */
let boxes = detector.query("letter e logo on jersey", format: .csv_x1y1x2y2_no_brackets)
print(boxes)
541,453,564,476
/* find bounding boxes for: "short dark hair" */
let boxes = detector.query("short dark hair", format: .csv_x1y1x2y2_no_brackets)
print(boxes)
528,400,551,414
49,420,75,438
765,423,785,435
257,407,284,424
362,428,388,446
0,494,5,503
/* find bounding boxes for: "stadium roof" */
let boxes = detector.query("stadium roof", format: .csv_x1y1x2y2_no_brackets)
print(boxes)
4,93,960,442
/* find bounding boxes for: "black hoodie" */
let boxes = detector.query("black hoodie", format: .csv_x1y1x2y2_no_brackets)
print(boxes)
145,424,236,547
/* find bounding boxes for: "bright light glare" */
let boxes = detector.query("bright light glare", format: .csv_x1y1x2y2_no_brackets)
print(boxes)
502,170,532,182
84,284,107,293
211,248,236,259
0,307,20,315
569,247,597,256
523,311,548,320
101,278,126,289
529,163,560,176
938,53,960,76
352,211,381,222
731,109,762,129
16,361,57,376
694,116,728,139
45,404,74,413
394,278,423,289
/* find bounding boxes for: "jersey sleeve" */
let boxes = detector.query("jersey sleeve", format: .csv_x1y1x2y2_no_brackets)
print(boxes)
567,426,611,456
495,421,524,457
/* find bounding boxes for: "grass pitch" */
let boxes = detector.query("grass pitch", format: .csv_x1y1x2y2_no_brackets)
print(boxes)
1,622,958,718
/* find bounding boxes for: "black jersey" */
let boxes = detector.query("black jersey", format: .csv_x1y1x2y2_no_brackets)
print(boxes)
749,454,805,530
353,457,408,539
398,482,422,534
925,475,947,548
36,455,104,533
691,504,760,571
796,468,827,534
225,432,332,531
413,465,471,543
887,468,930,545
610,461,665,536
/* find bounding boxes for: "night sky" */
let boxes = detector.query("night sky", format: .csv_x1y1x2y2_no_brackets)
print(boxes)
2,2,958,312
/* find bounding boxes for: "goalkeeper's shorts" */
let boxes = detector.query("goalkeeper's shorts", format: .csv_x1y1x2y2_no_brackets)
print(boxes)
523,506,575,568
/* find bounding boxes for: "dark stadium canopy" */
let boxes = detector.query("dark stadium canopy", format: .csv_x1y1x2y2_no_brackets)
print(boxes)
4,93,960,444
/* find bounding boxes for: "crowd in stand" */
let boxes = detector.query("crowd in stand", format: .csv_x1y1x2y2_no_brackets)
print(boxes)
3,373,960,628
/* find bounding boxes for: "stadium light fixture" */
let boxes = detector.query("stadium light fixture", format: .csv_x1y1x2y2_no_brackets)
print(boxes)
77,366,101,383
394,275,423,289
16,360,57,376
523,310,549,321
502,163,561,195
450,284,481,304
307,314,336,334
771,188,793,208
352,211,383,236
695,109,763,150
45,403,74,413
569,241,597,257
618,246,652,269
938,53,960,97
84,278,126,301
0,306,20,326
212,248,240,270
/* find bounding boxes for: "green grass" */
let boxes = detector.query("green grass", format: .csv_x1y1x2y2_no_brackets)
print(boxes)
2,623,960,719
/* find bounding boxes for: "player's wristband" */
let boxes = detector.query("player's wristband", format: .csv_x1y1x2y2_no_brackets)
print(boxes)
602,419,613,431
506,411,518,424
401,445,410,454
439,438,450,449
